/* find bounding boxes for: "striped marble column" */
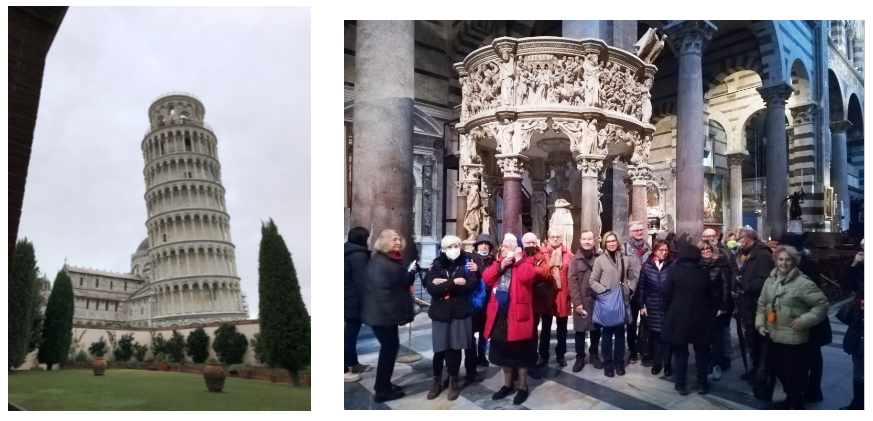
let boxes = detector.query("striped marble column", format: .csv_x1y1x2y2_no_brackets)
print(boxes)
789,103,819,226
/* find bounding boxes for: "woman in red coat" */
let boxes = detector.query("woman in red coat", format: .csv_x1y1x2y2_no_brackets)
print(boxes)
539,229,573,367
482,233,538,405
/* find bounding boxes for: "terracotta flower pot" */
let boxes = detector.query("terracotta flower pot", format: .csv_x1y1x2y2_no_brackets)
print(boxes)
269,375,278,383
200,366,206,374
203,362,227,392
158,363,169,371
92,357,107,376
148,365,157,371
238,370,250,379
303,374,311,386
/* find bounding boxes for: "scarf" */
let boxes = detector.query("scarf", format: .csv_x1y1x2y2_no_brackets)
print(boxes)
549,246,563,290
496,266,512,316
580,248,595,260
388,251,403,260
631,237,648,252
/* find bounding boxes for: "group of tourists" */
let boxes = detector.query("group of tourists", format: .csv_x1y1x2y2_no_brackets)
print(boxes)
344,223,864,410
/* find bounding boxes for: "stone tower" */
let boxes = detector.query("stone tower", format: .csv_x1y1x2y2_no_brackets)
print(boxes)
141,92,246,327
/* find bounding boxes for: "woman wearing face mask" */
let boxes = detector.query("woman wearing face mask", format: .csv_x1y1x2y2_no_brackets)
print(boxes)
638,239,674,376
471,234,496,368
424,235,480,401
588,231,638,377
755,246,828,409
482,233,538,405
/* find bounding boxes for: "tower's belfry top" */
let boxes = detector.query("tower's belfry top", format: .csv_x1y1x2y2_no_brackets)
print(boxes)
147,92,208,134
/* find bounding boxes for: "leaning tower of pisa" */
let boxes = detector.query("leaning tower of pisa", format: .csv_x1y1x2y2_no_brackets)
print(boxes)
141,92,247,327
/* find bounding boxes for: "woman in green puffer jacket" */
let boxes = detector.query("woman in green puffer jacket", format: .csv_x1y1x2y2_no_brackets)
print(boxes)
755,245,829,410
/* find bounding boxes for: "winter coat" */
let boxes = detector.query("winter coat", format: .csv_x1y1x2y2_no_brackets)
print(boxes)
701,253,732,313
624,241,651,305
483,255,538,342
755,267,829,345
361,251,415,327
568,249,600,332
840,262,864,356
716,242,739,290
530,250,554,315
344,242,370,320
637,256,674,332
662,244,717,345
425,253,480,322
541,243,572,317
737,241,774,325
589,251,638,325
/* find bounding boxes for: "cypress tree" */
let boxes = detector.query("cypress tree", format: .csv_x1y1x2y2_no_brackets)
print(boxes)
258,219,310,385
9,238,39,369
37,270,74,371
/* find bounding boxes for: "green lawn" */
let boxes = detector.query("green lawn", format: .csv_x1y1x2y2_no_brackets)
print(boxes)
8,369,310,411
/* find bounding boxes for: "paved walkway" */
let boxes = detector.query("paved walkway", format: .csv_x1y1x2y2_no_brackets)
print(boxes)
344,297,856,410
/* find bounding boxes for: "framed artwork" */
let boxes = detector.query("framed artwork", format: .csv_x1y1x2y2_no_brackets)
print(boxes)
824,186,834,219
703,173,724,224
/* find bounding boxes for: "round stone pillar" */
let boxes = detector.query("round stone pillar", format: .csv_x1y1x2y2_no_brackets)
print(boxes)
758,83,794,241
576,154,605,239
830,120,852,231
628,164,651,224
350,20,416,251
454,181,468,239
726,150,748,232
497,155,528,237
664,20,717,240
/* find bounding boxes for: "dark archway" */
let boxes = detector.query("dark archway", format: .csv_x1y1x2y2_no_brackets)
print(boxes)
847,94,864,231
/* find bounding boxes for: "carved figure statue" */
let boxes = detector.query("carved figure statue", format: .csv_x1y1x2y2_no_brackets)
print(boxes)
640,77,653,123
641,135,652,164
499,51,516,106
531,191,548,240
463,184,482,241
583,119,598,154
645,34,667,63
549,199,575,251
516,64,532,106
583,54,601,106
782,188,805,220
459,133,481,166
482,182,499,236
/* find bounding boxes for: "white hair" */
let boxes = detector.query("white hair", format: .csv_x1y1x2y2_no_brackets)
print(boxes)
502,233,518,247
440,235,462,250
628,220,645,232
522,232,539,243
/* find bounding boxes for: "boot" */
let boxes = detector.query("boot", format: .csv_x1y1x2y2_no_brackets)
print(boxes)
604,364,615,378
590,352,603,369
447,376,461,401
556,356,567,367
426,376,443,400
651,363,662,375
572,357,586,372
663,363,673,377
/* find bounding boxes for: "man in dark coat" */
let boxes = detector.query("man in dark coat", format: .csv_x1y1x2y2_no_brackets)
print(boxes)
344,227,372,379
568,230,602,371
623,221,651,365
703,228,737,373
840,249,864,410
735,227,774,379
662,239,718,395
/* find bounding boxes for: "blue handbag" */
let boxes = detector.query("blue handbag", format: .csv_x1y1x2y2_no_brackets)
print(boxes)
593,287,627,327
593,257,627,327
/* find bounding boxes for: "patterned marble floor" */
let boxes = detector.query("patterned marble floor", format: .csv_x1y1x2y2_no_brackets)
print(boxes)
344,297,856,410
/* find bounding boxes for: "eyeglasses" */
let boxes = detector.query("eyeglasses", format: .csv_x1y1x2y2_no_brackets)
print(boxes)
702,248,713,252
630,229,645,233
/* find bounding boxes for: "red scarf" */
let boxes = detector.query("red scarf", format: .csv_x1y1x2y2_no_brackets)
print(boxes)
388,251,403,260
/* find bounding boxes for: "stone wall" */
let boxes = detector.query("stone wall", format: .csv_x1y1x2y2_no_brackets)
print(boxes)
17,320,270,370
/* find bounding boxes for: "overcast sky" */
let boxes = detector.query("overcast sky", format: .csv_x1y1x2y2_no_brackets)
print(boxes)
19,6,311,316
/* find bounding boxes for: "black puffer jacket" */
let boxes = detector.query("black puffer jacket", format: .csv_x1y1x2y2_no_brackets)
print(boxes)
344,242,370,319
737,240,774,325
425,253,480,322
637,256,674,332
361,251,415,327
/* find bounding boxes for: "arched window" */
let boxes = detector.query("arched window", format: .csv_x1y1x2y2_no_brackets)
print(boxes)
110,281,113,290
80,277,83,286
105,302,109,311
95,278,99,288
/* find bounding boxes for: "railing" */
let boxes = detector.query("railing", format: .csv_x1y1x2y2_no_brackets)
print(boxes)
152,91,201,103
144,119,214,137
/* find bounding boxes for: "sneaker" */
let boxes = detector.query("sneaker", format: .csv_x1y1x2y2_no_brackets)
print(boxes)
712,365,722,381
344,372,361,383
572,358,586,372
350,363,372,373
513,387,529,405
374,390,405,403
492,385,516,400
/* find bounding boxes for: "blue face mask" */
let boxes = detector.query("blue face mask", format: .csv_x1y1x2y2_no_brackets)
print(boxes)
477,251,490,257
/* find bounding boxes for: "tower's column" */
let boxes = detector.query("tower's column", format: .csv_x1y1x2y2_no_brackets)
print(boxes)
497,156,527,237
726,151,748,232
454,180,468,239
664,20,717,240
758,83,794,241
199,286,206,312
350,21,415,252
831,20,846,53
830,120,852,231
854,33,865,75
169,288,176,315
577,155,606,238
180,287,186,314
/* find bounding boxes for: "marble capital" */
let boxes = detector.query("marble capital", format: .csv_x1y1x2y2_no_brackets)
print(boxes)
452,181,468,196
627,164,652,186
575,154,606,177
757,83,794,108
496,154,529,179
725,150,748,168
789,103,818,125
830,120,853,134
460,164,483,182
663,20,717,57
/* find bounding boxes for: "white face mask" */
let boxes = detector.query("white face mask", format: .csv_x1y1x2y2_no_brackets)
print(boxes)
446,249,461,260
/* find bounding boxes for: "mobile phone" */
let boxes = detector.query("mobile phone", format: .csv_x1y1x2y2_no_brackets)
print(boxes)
408,260,418,272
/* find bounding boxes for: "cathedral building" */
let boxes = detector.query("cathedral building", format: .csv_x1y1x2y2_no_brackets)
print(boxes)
65,93,249,328
344,20,864,261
